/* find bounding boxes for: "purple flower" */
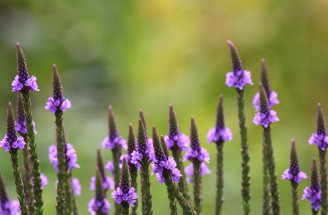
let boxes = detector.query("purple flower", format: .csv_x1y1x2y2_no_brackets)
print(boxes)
129,151,143,169
40,173,48,189
102,136,127,150
309,133,328,151
88,198,111,215
0,135,25,152
105,161,115,175
111,187,138,207
12,75,39,93
281,169,307,183
225,70,253,90
152,157,182,183
207,127,232,143
90,176,114,191
164,133,189,151
0,200,20,215
253,110,279,128
253,91,279,112
45,97,71,114
302,187,321,211
72,178,81,196
15,119,37,134
185,163,211,183
49,143,80,172
184,147,210,163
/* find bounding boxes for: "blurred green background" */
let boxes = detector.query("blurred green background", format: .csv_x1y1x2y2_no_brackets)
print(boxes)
0,0,328,214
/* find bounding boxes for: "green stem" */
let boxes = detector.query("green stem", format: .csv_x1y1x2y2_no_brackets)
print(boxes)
10,150,28,215
130,166,138,215
167,183,178,215
68,171,78,215
121,202,130,215
319,149,327,215
215,141,224,215
140,158,153,215
193,161,202,214
263,126,281,215
291,181,299,215
112,146,122,215
22,93,43,215
236,89,251,215
172,148,190,201
262,152,270,215
21,133,36,214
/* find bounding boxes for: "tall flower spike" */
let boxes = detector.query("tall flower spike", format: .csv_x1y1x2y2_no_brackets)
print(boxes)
139,110,155,162
302,158,321,214
0,170,21,215
90,149,114,191
112,158,138,215
3,103,28,215
88,169,111,215
45,65,71,113
253,83,279,128
12,43,39,93
137,118,153,215
225,41,253,90
309,103,328,215
207,95,232,143
282,140,307,215
252,59,279,111
206,95,231,215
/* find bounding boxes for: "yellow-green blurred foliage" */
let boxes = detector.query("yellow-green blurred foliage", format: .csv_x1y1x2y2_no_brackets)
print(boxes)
0,0,328,214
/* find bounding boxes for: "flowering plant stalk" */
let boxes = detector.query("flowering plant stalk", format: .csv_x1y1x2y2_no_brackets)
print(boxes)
226,40,253,215
13,43,44,215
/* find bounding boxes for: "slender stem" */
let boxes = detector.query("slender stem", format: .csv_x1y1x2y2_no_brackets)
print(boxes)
21,133,36,214
262,152,270,215
263,126,281,215
291,181,299,215
215,141,224,215
163,169,196,215
312,209,318,215
22,93,43,215
68,171,78,215
167,183,178,215
140,158,153,215
236,89,251,215
319,149,327,215
10,150,28,215
112,146,122,215
121,202,130,215
193,161,202,214
172,148,190,201
130,166,138,215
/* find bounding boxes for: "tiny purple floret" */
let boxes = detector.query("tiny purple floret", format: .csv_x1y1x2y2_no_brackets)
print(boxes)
112,187,138,207
253,91,279,111
0,135,25,152
72,178,81,196
207,127,232,143
12,75,39,93
185,163,211,183
102,136,127,150
253,110,279,128
152,157,182,183
88,198,110,215
302,187,321,211
164,133,189,151
49,143,80,172
281,168,307,183
45,97,71,113
309,133,328,151
226,70,253,90
90,176,114,191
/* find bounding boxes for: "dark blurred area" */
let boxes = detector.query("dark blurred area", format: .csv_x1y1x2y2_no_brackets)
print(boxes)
0,0,328,214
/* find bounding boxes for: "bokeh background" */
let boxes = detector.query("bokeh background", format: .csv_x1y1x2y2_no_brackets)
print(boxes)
0,0,328,214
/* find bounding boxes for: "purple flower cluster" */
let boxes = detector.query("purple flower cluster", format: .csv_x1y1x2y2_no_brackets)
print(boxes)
253,110,279,128
129,151,143,169
226,70,253,90
309,133,328,151
88,198,111,215
164,133,189,151
253,91,279,111
0,200,20,215
281,168,307,183
0,134,25,152
102,136,127,150
111,187,138,207
45,97,71,114
184,147,210,164
15,118,37,135
12,75,39,93
152,157,182,183
49,143,80,172
105,161,115,175
185,163,211,183
90,176,114,191
207,127,232,143
130,138,155,167
302,187,321,211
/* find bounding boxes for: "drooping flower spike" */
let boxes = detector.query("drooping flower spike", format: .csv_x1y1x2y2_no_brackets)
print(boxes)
12,43,39,93
0,171,21,215
302,158,321,213
90,149,114,191
112,158,138,215
253,83,279,128
88,170,111,215
252,59,279,111
225,40,253,90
